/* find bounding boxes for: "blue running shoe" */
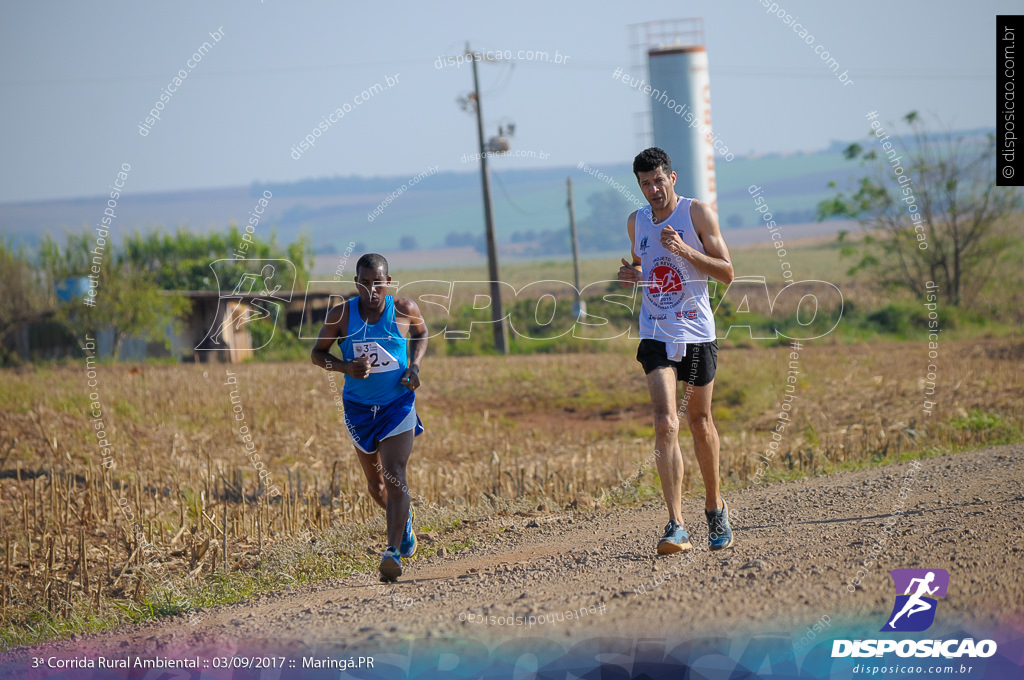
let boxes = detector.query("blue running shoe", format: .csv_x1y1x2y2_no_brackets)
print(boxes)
400,506,417,558
379,547,402,582
706,498,734,551
656,520,692,554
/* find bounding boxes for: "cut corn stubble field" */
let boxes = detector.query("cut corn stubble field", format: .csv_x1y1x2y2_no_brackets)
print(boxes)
0,337,1021,649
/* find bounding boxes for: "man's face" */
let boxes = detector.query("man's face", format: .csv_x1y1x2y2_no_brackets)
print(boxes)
636,166,676,210
354,266,390,307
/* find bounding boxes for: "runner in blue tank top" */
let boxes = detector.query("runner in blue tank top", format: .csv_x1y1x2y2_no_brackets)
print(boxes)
311,253,428,582
617,147,737,555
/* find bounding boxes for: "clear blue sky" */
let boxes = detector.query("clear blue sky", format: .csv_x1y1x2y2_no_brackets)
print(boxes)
0,0,1007,203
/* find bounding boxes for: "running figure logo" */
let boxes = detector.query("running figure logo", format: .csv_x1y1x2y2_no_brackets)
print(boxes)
645,257,688,311
196,259,296,352
881,568,949,632
649,265,683,295
231,264,283,298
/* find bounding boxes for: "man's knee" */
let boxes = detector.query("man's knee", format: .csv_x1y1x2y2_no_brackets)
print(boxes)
687,410,715,436
654,411,679,436
367,478,386,498
380,463,407,489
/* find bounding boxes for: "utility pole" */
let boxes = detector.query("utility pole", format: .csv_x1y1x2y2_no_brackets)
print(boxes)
566,177,585,316
468,42,509,355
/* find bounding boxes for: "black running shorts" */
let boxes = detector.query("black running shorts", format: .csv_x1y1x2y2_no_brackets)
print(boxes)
636,339,718,386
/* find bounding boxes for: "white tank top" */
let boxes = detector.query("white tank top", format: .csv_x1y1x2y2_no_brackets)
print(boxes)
633,197,716,343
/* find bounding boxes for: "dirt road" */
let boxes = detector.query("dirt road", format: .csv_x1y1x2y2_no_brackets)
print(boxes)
3,443,1023,676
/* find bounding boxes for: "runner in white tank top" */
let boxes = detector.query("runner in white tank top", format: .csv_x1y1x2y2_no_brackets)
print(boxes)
633,196,716,358
617,147,737,556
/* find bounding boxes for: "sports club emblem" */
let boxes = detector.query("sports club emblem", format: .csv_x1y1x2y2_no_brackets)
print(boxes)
638,235,649,255
881,568,949,632
645,256,686,311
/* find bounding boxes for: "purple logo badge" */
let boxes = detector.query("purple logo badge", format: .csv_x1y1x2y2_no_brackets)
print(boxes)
881,568,949,632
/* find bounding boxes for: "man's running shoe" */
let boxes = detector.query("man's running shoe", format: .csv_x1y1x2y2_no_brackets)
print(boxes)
379,547,402,582
400,506,417,558
656,520,692,554
705,498,734,550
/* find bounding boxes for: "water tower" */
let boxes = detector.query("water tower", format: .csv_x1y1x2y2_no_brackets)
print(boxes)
629,19,717,214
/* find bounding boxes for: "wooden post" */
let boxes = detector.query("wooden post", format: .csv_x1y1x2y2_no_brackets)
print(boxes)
567,177,585,316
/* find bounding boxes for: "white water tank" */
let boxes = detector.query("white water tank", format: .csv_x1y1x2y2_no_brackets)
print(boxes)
647,43,717,214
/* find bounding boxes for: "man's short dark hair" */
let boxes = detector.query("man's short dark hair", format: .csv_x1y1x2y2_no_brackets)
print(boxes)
633,147,673,179
355,253,389,277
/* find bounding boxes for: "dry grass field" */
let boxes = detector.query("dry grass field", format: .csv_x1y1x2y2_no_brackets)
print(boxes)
0,335,1021,649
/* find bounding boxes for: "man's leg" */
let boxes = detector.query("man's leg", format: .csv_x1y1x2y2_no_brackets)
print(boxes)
684,381,722,512
646,366,683,524
355,449,387,510
377,429,414,550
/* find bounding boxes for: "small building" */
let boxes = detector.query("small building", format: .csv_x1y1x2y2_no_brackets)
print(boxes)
172,290,339,363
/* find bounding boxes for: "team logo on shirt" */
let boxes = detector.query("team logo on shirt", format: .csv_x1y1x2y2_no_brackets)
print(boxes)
638,236,649,255
646,256,686,311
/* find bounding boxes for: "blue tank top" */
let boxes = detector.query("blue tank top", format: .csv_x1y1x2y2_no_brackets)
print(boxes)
339,295,409,405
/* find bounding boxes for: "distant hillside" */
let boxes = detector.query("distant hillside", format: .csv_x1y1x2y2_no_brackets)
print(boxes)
0,129,993,259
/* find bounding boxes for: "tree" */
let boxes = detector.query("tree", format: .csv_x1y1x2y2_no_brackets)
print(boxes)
120,225,314,291
0,237,49,362
579,189,631,252
443,231,487,254
817,112,1021,306
38,231,92,291
38,248,189,359
101,263,190,359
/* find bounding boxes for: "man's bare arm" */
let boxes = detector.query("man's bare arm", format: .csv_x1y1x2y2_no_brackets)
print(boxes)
395,298,428,368
310,304,367,377
618,211,643,286
660,200,734,285
395,298,427,390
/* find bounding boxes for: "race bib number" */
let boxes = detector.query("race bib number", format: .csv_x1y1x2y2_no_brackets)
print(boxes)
353,342,401,373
